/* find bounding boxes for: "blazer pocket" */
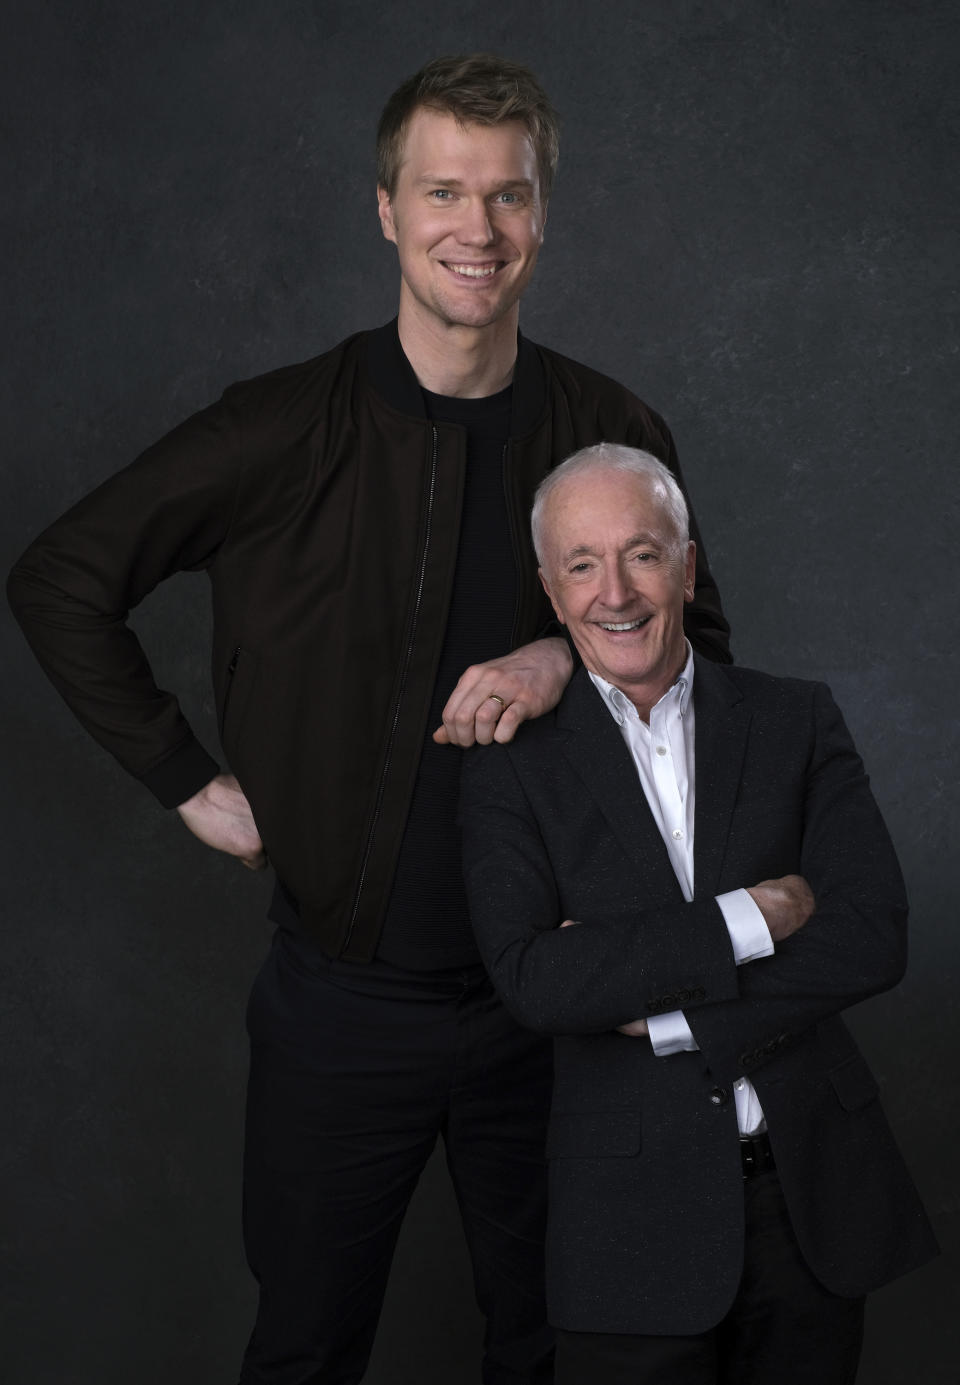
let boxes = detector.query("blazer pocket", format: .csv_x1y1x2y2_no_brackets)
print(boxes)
546,1110,642,1159
829,1054,880,1112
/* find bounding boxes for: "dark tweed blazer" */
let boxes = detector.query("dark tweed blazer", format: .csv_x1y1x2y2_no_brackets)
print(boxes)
460,657,937,1335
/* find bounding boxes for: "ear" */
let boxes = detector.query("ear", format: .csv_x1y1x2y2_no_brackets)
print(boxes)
538,567,565,624
377,185,397,245
538,200,548,244
682,540,696,603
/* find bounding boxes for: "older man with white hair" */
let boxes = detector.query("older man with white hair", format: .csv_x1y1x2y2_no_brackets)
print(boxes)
461,443,937,1385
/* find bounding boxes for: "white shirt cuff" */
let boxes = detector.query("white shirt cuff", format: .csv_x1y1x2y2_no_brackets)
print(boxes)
647,892,772,1058
716,888,774,965
647,1010,698,1056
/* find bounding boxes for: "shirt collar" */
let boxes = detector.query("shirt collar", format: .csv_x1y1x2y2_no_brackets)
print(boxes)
588,641,694,726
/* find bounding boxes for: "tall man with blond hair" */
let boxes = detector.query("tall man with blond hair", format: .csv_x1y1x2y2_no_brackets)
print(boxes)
9,59,730,1382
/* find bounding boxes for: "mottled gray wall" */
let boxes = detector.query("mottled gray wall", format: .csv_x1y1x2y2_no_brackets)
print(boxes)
3,2,956,1382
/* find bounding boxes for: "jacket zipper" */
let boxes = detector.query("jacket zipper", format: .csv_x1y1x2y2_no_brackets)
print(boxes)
343,427,440,951
500,440,524,647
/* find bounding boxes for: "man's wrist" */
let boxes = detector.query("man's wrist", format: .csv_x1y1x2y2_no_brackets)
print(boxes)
716,888,774,964
647,1010,698,1056
140,738,221,810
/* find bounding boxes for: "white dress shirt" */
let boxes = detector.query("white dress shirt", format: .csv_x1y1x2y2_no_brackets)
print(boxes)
588,645,771,1135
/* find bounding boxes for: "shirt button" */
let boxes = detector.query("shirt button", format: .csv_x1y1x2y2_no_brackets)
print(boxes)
672,829,683,840
735,1079,744,1091
656,745,668,756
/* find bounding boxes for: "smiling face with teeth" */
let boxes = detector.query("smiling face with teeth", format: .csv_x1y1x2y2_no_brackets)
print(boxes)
377,108,546,354
538,469,696,722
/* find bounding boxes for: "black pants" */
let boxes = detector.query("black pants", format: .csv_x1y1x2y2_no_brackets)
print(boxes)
555,1170,865,1385
239,931,555,1385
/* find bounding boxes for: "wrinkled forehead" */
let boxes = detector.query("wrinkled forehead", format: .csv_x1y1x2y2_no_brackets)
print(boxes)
545,471,676,540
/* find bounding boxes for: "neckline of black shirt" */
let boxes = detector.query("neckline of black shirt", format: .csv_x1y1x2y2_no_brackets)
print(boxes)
420,381,513,430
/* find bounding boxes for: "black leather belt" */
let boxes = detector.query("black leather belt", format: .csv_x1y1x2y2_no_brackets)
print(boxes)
740,1131,776,1178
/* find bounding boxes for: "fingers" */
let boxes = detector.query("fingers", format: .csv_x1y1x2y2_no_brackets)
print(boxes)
491,699,527,744
474,691,511,745
436,639,574,747
616,1019,649,1037
747,874,815,942
775,874,815,919
794,874,815,912
759,873,813,899
436,682,518,747
177,772,267,868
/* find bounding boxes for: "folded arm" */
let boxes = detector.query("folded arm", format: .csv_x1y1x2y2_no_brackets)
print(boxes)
616,875,810,1039
461,744,742,1035
461,683,906,1048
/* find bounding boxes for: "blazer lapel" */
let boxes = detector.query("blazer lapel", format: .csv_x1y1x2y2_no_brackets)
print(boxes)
691,656,752,898
555,668,680,891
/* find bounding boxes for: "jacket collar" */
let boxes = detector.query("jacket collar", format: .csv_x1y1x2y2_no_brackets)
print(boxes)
689,655,751,896
554,658,752,899
361,317,547,435
554,667,680,890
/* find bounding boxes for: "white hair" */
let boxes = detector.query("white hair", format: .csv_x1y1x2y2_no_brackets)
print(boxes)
531,443,690,565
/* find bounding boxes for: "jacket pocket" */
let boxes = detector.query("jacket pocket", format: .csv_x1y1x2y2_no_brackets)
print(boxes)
219,646,258,755
829,1054,880,1112
546,1110,642,1159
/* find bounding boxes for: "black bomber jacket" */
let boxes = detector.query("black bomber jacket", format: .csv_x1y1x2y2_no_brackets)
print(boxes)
8,320,730,960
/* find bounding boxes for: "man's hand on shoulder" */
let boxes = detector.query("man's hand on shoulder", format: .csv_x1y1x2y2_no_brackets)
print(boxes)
434,636,574,747
177,774,267,870
746,874,815,942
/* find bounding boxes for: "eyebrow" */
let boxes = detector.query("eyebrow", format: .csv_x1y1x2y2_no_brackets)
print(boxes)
413,175,536,191
559,532,663,563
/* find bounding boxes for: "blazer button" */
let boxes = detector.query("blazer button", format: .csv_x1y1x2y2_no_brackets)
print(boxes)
709,1087,728,1106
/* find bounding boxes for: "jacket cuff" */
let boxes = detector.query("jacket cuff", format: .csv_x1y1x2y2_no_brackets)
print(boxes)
137,737,221,809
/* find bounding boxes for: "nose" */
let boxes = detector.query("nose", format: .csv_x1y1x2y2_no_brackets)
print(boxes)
456,197,495,246
599,561,632,609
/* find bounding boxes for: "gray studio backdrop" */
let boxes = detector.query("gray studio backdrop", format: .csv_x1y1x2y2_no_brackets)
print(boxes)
3,2,957,1382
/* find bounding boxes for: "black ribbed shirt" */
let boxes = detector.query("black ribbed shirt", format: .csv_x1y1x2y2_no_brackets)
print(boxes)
376,383,517,969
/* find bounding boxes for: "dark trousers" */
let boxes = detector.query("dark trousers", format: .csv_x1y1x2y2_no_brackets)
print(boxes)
556,1170,865,1385
239,931,555,1385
